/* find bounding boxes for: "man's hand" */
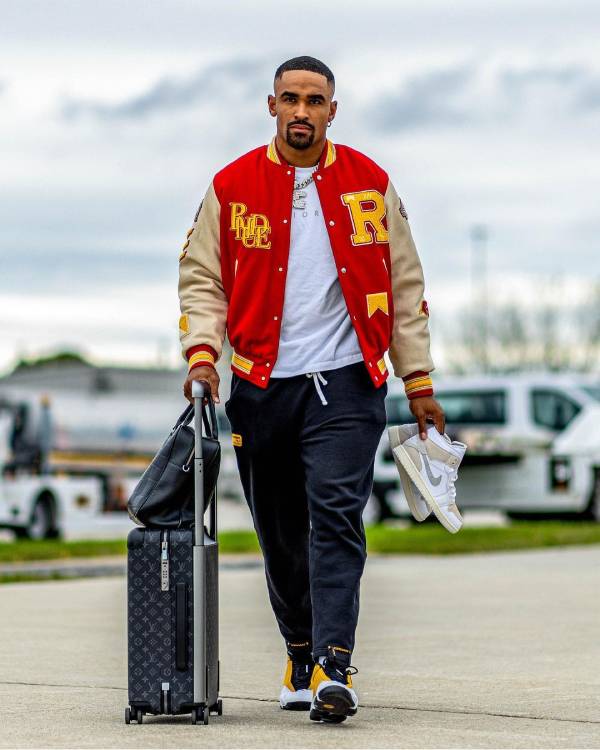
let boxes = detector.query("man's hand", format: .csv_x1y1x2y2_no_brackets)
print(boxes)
409,395,445,440
184,366,220,405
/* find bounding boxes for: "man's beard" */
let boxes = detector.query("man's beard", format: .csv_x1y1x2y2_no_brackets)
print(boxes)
285,123,315,151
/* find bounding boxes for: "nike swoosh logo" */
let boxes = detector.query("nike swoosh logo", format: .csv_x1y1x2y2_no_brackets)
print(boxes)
422,453,442,486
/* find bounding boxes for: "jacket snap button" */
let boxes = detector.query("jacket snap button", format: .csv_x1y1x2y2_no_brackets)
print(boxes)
329,220,335,226
341,267,347,273
266,362,271,367
273,316,278,320
316,175,322,180
283,219,288,224
278,267,283,272
287,170,291,175
261,376,266,380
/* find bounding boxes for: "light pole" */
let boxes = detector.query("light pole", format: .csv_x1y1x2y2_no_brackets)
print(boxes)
470,224,489,373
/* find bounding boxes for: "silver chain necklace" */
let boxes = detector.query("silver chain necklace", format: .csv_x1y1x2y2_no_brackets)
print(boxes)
292,166,318,215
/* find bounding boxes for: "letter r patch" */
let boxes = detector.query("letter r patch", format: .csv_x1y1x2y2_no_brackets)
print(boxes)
341,190,388,245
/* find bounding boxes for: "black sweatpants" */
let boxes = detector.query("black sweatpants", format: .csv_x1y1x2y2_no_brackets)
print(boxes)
224,361,388,660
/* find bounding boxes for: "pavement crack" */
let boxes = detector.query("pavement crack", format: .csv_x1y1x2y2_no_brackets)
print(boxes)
1,680,598,726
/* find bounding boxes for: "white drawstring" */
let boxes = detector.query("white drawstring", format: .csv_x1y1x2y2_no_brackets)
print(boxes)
305,371,329,405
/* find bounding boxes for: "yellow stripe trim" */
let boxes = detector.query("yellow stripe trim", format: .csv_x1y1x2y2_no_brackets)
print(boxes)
377,358,387,374
324,140,336,167
267,137,336,167
232,351,254,373
188,351,215,369
405,377,433,393
266,137,281,165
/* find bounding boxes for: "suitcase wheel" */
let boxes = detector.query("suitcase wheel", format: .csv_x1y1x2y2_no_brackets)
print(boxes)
125,706,143,725
209,699,223,716
191,707,209,725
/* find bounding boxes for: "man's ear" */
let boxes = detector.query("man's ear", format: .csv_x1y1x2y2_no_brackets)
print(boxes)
267,94,277,117
329,99,338,122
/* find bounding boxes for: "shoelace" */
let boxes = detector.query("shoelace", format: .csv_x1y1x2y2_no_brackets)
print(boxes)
438,464,459,509
448,466,458,502
291,660,312,690
321,659,359,685
305,371,328,406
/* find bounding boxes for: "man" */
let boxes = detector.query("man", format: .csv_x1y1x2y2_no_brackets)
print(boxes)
178,56,445,724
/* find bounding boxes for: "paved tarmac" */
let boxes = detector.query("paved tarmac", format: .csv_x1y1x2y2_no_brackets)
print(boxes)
1,546,599,748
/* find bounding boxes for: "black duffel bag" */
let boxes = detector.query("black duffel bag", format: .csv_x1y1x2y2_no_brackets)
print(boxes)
127,396,220,528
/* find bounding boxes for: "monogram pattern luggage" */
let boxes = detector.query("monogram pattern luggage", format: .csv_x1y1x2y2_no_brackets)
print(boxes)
125,381,221,725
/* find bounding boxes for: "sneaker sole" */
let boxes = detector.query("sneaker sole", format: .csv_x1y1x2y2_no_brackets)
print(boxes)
280,686,312,711
310,685,358,723
280,700,311,711
388,426,432,522
392,443,462,534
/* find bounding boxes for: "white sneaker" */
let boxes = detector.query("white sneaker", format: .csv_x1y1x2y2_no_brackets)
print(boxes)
279,644,314,711
309,657,358,723
392,425,467,533
279,654,313,710
388,424,432,522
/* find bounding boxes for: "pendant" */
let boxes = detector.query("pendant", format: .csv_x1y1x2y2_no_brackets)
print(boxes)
293,190,307,210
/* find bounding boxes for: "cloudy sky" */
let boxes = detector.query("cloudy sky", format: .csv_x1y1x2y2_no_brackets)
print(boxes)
1,0,598,374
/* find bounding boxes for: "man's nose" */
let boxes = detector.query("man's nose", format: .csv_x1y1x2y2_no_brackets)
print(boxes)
293,102,309,120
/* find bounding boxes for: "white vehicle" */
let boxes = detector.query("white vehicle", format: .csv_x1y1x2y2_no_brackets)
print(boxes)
371,372,600,522
0,388,244,539
549,403,600,521
0,393,147,539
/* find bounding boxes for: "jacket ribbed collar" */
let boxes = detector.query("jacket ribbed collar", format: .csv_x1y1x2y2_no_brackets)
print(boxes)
266,136,337,170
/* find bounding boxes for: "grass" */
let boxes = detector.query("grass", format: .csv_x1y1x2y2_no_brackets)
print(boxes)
365,522,600,555
0,538,128,563
1,522,600,564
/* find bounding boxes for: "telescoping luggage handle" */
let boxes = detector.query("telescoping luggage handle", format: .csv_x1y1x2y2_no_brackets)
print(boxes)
191,379,218,546
190,378,218,708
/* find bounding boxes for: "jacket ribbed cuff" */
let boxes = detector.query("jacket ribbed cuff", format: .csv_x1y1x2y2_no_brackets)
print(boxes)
186,345,217,372
402,370,434,400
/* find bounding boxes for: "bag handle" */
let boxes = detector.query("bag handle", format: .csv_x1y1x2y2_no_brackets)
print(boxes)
172,392,218,441
172,403,194,434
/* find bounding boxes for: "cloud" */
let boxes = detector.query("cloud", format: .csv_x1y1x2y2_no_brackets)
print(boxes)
373,61,600,132
499,63,600,113
60,57,270,121
374,65,475,131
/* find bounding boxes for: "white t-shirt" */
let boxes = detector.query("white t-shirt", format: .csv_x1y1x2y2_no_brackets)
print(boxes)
270,166,364,377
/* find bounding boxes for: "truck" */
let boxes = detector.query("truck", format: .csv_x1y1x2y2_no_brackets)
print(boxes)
0,391,152,539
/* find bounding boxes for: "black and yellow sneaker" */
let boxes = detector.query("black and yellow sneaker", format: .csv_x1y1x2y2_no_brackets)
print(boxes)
279,641,314,711
309,646,358,723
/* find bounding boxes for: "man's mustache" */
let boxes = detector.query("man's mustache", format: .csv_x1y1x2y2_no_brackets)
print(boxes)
287,121,314,131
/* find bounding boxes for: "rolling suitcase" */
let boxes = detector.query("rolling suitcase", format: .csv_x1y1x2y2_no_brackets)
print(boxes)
125,380,222,725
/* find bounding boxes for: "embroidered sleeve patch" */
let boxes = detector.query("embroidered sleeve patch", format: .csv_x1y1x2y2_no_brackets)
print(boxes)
232,433,243,447
399,198,408,220
179,314,190,333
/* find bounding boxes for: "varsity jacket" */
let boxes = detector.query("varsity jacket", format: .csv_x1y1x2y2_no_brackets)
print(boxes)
178,137,435,399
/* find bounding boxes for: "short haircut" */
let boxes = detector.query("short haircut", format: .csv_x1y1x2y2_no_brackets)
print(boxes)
274,56,335,91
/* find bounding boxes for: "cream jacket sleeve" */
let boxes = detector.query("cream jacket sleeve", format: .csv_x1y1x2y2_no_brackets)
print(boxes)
177,182,228,365
385,180,435,378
